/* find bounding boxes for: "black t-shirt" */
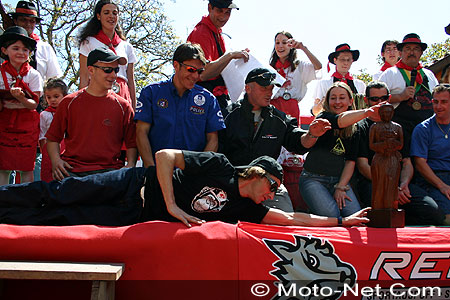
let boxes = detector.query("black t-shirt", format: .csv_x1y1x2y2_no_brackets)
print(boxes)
303,111,358,177
143,151,269,224
357,118,408,165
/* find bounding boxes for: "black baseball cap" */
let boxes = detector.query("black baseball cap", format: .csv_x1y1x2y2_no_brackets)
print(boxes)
87,47,127,67
245,68,281,87
209,0,239,9
236,156,283,182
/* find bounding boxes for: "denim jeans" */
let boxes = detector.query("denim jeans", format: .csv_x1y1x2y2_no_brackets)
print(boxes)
299,170,361,217
416,171,450,214
0,167,148,225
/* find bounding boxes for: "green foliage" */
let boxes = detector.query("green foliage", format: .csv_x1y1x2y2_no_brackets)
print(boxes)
420,38,450,66
24,0,180,92
355,69,373,85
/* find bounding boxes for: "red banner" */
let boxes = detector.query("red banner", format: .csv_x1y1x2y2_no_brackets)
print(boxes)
0,221,449,299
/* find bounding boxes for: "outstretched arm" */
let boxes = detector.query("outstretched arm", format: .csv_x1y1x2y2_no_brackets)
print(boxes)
200,49,250,81
155,149,205,227
262,207,370,227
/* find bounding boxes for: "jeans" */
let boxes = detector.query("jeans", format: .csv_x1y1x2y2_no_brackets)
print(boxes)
0,167,148,225
416,171,450,215
299,170,361,218
357,177,444,225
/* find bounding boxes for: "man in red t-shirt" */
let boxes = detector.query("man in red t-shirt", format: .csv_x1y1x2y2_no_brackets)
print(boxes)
187,0,249,111
46,47,137,180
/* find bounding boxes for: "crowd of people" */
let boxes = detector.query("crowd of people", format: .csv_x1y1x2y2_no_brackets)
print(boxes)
0,0,449,228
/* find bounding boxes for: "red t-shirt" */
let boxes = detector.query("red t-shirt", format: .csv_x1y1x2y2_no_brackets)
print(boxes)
187,15,226,62
46,89,136,172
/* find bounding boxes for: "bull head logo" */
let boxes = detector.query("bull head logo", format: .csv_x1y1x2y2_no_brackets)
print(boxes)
264,235,356,300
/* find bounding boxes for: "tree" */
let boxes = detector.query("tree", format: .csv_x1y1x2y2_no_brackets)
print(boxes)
420,38,450,66
355,69,373,85
5,0,180,91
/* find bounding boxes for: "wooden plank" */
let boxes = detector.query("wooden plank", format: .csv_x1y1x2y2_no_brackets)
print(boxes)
0,261,124,281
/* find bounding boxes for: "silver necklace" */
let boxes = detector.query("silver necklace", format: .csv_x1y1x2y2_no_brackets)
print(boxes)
436,119,450,139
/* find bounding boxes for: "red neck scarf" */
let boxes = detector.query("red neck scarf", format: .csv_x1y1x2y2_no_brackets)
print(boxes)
1,61,39,102
29,33,40,42
45,106,57,113
275,59,290,79
380,62,393,72
396,60,423,85
94,30,123,54
332,71,353,83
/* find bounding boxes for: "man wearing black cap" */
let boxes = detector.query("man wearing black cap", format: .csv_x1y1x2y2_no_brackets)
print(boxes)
187,0,249,112
9,0,61,80
312,43,366,116
220,67,331,211
46,47,137,180
379,33,439,141
0,148,370,228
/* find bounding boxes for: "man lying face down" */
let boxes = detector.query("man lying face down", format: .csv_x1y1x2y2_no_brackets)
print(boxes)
0,149,370,227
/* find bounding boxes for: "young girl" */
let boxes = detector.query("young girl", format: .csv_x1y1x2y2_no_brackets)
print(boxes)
39,78,68,182
0,26,43,185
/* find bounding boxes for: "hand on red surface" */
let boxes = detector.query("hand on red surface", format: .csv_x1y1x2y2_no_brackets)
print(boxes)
343,207,371,226
167,203,205,228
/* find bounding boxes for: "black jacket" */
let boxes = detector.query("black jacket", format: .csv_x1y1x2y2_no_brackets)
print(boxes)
219,95,308,166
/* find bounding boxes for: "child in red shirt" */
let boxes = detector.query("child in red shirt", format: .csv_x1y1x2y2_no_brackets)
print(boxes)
39,78,67,182
0,26,43,185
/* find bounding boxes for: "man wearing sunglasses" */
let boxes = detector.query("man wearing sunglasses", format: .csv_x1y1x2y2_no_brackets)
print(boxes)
135,43,225,168
0,149,370,228
46,47,137,180
355,81,443,225
220,68,331,212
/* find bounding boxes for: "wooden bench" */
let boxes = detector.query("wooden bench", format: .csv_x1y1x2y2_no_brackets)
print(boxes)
0,261,124,300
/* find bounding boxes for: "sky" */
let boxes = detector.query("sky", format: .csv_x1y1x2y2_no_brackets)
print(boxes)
163,0,450,76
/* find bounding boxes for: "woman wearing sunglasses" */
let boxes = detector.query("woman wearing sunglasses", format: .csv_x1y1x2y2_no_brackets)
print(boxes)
299,82,383,220
77,0,137,109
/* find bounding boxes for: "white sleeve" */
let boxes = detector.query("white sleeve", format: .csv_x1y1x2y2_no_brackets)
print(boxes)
39,112,52,140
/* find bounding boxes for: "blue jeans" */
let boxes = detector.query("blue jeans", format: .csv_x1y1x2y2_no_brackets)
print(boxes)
416,171,450,215
299,170,361,217
0,167,148,225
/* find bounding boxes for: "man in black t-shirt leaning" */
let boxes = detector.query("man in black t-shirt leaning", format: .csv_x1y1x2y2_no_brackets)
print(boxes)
355,81,443,225
0,149,370,227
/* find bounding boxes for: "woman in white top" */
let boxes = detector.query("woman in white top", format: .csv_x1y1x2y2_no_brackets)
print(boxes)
77,0,137,108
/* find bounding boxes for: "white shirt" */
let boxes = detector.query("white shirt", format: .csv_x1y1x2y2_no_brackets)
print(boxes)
378,66,438,97
79,36,137,81
313,77,366,101
35,40,63,80
39,110,54,140
0,67,43,109
273,60,318,101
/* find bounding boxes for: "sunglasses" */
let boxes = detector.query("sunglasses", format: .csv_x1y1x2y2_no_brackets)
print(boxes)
264,174,279,193
92,65,120,74
179,62,205,75
249,72,276,82
368,95,390,102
